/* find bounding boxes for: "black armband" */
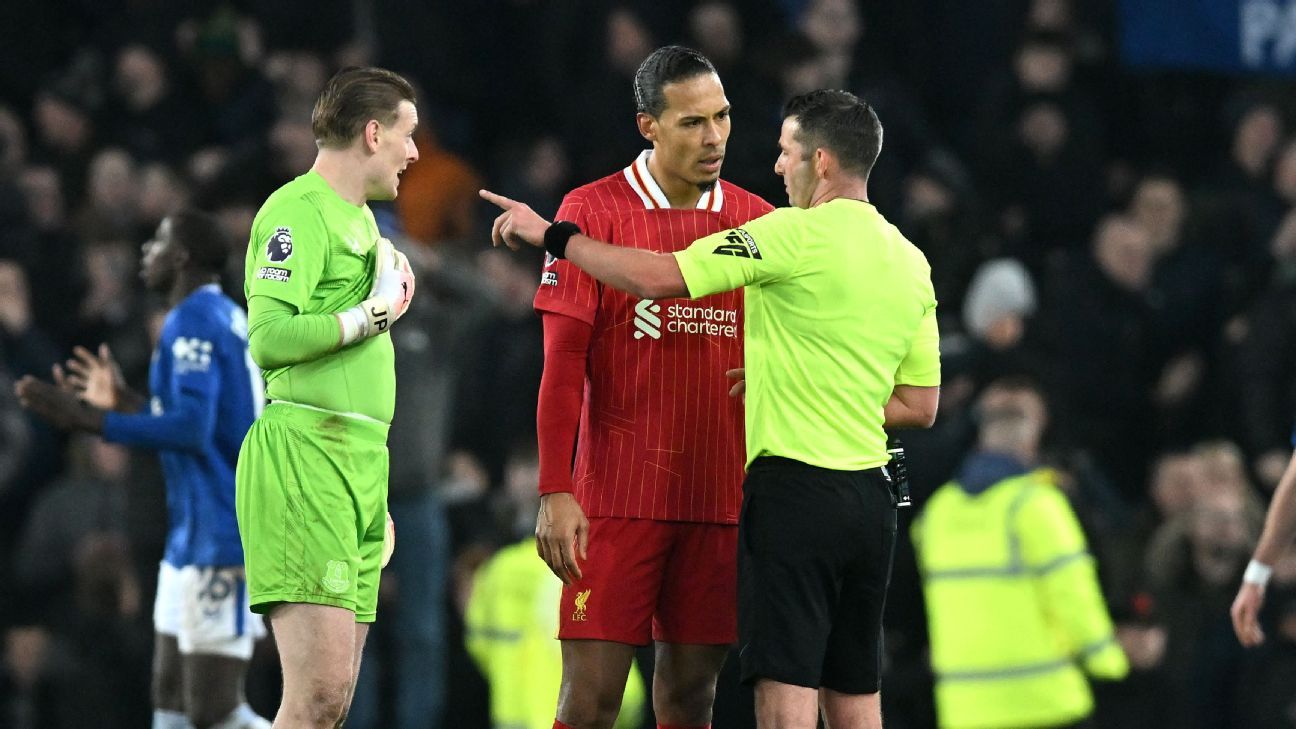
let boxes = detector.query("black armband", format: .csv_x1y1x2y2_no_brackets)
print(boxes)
544,221,582,260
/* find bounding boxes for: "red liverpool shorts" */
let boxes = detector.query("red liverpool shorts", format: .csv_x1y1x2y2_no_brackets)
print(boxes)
557,517,738,645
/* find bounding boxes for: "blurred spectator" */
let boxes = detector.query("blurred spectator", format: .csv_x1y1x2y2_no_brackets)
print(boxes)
1219,101,1283,205
489,135,573,222
895,153,980,307
976,31,1101,156
973,31,1106,256
9,434,151,728
913,377,1128,729
1024,0,1106,67
0,368,31,498
14,436,131,623
348,246,497,729
2,623,50,729
956,257,1042,389
684,1,780,198
1236,210,1296,489
994,95,1105,261
798,0,859,94
963,258,1036,348
1131,174,1229,444
688,2,743,71
797,0,956,226
0,260,61,611
29,84,96,201
773,31,836,99
1195,440,1266,509
1134,175,1221,350
1038,216,1159,500
565,6,655,181
1207,101,1287,312
463,443,646,729
177,6,277,148
0,104,28,172
0,260,59,379
102,44,202,164
18,165,68,235
1273,138,1296,210
262,50,329,121
136,162,190,230
74,242,152,389
75,147,142,241
1148,451,1209,525
267,117,318,182
455,248,544,487
6,3,1296,726
394,124,484,246
1144,478,1259,729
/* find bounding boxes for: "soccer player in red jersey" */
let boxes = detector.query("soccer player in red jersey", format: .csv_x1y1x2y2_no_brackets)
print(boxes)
532,46,772,729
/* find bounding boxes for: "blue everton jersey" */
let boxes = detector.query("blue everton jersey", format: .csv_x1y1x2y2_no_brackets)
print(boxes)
103,284,262,566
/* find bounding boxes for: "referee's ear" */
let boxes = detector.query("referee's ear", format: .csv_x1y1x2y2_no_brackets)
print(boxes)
814,147,834,179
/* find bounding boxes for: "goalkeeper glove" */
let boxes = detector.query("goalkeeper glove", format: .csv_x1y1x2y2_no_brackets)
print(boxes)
337,238,416,345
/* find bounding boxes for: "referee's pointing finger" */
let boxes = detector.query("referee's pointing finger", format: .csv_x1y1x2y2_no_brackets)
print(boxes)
478,189,515,210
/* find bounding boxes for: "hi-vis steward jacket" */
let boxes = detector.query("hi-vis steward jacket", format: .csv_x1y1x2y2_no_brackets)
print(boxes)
912,459,1128,729
465,540,645,729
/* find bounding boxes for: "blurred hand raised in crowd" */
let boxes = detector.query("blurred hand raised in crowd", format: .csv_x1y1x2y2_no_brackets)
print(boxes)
56,344,131,412
14,375,103,432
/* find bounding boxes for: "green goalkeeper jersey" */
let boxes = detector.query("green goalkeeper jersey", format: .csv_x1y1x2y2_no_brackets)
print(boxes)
245,171,395,423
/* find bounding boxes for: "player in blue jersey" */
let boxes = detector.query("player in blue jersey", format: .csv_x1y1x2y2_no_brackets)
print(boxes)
15,209,272,729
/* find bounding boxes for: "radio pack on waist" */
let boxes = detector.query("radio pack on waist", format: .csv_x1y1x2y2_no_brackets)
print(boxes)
886,438,912,509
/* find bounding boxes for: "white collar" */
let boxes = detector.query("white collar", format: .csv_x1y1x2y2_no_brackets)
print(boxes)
622,150,724,212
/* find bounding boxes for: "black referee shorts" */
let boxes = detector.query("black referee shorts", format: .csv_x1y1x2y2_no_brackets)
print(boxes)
737,456,898,694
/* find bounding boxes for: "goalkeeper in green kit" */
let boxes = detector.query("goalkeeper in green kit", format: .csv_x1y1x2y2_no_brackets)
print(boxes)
235,66,419,729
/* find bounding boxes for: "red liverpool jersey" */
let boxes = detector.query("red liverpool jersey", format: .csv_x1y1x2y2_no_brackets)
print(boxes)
534,151,774,524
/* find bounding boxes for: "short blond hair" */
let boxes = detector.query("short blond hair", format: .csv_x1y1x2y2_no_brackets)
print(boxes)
311,67,415,149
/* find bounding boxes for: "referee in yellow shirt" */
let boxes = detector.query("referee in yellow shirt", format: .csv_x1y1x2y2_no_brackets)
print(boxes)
482,88,940,729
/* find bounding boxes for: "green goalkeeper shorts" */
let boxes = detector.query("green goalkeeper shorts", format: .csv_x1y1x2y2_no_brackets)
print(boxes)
235,401,389,622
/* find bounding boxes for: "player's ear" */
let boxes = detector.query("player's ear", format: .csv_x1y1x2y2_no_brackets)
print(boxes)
363,119,382,153
636,112,657,143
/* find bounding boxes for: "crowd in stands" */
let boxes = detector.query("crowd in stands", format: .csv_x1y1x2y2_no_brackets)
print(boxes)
3,1,1296,727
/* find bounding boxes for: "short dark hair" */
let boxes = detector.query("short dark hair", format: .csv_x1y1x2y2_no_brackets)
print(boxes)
633,46,717,117
170,208,229,274
312,67,416,149
783,90,883,177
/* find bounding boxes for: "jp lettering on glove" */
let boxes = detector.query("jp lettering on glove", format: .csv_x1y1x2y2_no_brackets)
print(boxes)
337,237,416,345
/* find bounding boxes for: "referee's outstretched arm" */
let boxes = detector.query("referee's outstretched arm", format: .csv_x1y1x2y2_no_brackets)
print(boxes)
481,189,688,300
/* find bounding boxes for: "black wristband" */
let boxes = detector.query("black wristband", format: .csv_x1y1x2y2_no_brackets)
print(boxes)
544,221,581,260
